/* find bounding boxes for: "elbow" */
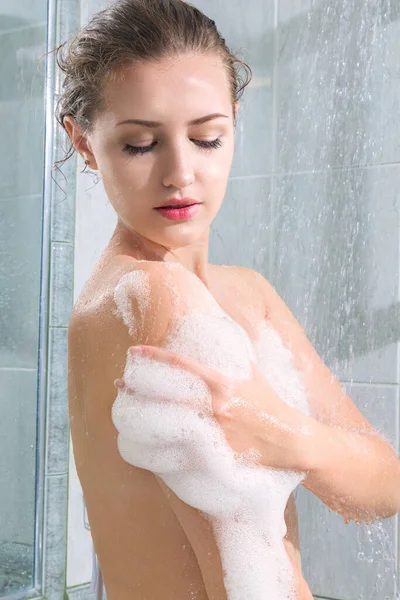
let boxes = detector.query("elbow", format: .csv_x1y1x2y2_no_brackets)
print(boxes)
386,491,400,520
340,500,400,525
382,459,400,519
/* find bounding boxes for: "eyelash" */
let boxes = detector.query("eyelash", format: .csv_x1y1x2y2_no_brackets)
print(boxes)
122,137,223,156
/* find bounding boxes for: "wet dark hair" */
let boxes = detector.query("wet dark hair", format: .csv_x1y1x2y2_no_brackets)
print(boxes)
52,0,252,177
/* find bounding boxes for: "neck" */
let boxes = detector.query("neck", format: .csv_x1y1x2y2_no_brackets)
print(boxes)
108,220,212,288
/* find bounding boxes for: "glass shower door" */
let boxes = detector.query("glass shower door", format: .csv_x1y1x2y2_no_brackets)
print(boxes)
0,0,48,596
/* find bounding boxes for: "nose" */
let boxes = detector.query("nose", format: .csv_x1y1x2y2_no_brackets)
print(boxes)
162,141,195,189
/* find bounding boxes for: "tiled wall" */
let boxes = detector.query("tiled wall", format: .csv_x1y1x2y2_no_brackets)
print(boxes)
274,3,399,599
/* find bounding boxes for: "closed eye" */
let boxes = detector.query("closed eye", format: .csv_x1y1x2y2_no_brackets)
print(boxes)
123,137,223,156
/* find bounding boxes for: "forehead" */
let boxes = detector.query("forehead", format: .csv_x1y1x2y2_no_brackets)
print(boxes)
99,54,231,124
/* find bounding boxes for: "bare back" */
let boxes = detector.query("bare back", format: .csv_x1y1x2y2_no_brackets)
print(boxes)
68,251,302,600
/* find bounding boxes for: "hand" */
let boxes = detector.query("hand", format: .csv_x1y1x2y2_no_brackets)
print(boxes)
114,345,313,473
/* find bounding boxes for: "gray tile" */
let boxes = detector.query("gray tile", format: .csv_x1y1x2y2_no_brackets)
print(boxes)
57,0,81,45
43,474,68,600
0,368,37,546
192,0,275,80
366,8,400,167
231,84,274,177
209,176,272,273
0,195,42,368
49,242,74,327
295,384,399,600
277,0,400,172
272,166,400,385
46,327,69,475
279,1,313,23
66,584,97,600
343,382,399,453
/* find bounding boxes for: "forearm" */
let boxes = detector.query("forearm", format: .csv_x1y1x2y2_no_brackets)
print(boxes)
301,419,400,523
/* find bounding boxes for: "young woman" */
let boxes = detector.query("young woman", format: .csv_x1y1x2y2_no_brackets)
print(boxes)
59,1,400,598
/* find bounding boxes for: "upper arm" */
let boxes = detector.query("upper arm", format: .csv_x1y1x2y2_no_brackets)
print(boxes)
109,262,230,599
155,477,228,599
252,269,378,435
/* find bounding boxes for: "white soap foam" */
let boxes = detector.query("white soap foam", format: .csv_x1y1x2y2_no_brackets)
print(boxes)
113,269,151,337
111,267,311,599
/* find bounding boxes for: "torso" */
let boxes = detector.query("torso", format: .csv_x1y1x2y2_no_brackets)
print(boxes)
68,249,302,600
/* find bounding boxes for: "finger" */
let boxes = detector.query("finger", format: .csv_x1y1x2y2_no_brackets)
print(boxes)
131,344,231,393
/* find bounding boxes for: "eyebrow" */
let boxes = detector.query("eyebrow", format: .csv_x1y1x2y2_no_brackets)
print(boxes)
116,113,229,128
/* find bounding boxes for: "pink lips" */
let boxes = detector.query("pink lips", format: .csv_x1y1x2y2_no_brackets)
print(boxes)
156,198,200,208
154,203,201,221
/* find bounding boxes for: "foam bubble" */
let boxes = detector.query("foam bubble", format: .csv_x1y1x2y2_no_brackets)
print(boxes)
111,268,311,599
113,270,151,337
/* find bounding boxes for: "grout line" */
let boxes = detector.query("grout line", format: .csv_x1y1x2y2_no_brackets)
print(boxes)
229,173,273,181
274,160,400,176
45,471,68,478
269,0,280,280
51,240,74,246
228,159,400,182
340,380,400,388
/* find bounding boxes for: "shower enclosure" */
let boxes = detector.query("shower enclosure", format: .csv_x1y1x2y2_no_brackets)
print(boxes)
0,0,398,599
0,0,79,597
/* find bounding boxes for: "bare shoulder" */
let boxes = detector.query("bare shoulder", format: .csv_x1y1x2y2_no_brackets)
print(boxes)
68,258,210,388
68,258,205,448
69,258,197,332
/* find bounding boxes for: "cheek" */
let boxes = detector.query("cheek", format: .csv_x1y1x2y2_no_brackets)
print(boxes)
104,156,149,195
201,146,234,182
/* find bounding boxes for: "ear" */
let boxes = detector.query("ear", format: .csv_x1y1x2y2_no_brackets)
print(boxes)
234,102,240,116
63,115,99,169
